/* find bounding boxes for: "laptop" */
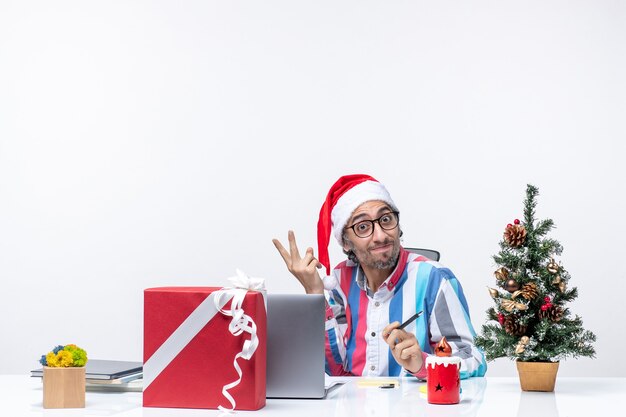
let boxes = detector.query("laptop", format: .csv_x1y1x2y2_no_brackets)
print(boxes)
266,293,329,399
31,359,142,380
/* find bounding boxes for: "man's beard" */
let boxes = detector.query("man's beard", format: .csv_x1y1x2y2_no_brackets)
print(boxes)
371,250,400,270
347,238,401,270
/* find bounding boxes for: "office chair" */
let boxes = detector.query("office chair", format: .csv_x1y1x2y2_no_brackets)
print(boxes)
404,247,440,261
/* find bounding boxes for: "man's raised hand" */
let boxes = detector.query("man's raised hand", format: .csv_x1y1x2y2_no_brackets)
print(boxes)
272,230,324,295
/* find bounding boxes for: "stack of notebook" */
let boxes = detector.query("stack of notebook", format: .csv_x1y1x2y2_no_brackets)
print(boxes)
31,359,143,392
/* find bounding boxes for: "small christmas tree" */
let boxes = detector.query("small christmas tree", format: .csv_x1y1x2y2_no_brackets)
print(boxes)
475,185,596,363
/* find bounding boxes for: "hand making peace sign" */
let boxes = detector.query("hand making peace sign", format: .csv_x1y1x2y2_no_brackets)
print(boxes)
272,230,324,295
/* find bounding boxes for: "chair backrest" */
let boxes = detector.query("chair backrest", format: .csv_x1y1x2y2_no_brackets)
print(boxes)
404,247,440,261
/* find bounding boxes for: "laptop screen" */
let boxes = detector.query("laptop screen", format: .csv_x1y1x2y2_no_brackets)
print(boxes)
266,293,326,399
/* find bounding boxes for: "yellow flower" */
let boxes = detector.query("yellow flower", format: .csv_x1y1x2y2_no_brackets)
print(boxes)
57,350,74,367
45,352,59,367
45,350,74,367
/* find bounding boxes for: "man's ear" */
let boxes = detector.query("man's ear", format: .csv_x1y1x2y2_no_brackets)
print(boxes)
342,235,351,252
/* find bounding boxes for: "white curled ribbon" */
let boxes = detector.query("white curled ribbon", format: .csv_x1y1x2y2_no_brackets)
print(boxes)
213,269,266,412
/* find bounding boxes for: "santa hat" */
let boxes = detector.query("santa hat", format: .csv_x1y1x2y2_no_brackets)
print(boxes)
317,174,397,275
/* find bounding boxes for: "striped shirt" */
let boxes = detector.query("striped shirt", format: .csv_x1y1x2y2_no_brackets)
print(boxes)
323,247,487,379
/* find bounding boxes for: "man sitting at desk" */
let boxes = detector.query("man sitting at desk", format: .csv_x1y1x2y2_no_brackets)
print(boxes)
273,174,487,379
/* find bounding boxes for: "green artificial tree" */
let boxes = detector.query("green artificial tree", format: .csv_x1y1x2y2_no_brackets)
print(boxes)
475,185,596,365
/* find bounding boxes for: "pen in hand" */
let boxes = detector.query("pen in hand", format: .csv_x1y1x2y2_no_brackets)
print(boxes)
398,311,423,330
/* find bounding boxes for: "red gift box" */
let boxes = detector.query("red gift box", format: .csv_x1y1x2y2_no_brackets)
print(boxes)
143,287,266,410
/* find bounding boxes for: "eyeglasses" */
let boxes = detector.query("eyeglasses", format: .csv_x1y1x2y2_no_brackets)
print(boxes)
346,211,400,238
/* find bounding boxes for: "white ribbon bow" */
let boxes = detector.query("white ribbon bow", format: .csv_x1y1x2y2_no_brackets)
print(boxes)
213,269,266,412
227,268,266,292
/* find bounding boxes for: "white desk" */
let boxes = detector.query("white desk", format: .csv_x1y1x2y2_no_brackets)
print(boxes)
2,375,624,417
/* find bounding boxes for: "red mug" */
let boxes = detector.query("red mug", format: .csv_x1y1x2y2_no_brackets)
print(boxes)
426,356,461,404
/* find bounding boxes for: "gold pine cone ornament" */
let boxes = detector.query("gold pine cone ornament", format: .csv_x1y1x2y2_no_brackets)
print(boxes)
504,221,527,248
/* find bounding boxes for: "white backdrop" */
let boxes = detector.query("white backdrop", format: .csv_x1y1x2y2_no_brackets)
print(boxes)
1,1,624,377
